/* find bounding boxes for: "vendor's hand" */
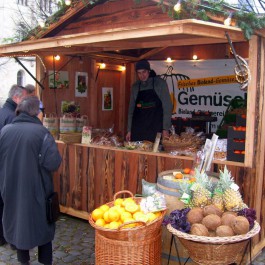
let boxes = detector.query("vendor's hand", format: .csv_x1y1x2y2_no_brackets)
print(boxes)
162,130,169,139
126,132,131,142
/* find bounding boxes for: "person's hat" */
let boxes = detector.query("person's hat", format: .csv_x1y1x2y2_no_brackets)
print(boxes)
135,59,151,71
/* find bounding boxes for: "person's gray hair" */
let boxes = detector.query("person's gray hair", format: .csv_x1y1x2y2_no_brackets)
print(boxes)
16,96,40,117
8,84,25,99
24,84,36,94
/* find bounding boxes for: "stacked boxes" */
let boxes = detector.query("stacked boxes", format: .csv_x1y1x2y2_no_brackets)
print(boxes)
227,115,246,162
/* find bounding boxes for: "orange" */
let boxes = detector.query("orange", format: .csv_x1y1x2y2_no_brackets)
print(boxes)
95,218,105,227
122,198,135,207
103,211,111,223
154,211,162,218
183,168,191,174
91,208,104,221
174,172,183,179
99,204,110,213
120,211,132,222
114,198,124,206
108,209,120,222
125,203,139,213
133,211,144,220
134,213,149,223
189,177,196,183
109,221,120,229
146,212,157,222
122,218,137,228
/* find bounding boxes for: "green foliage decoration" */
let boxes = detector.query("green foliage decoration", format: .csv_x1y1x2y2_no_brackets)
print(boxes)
136,0,265,40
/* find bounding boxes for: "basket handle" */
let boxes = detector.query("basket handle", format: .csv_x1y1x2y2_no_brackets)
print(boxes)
113,190,134,200
118,220,146,230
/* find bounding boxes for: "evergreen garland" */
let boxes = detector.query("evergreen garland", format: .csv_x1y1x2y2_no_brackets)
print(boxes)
136,0,265,40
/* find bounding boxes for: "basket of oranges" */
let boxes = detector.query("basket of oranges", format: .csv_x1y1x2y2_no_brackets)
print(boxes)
88,190,166,241
88,190,166,265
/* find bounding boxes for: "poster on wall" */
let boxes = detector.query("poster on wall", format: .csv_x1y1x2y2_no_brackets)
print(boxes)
75,72,88,97
48,71,69,89
102,87,113,111
150,60,247,132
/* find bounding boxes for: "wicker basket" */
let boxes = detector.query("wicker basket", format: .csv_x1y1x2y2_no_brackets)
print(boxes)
88,190,166,241
167,222,260,265
95,230,162,265
59,132,82,144
162,141,195,152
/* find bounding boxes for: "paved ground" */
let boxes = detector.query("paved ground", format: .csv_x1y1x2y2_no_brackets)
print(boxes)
0,214,95,265
0,213,263,265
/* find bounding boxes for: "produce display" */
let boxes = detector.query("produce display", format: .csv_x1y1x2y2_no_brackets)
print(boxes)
164,166,257,237
90,192,166,230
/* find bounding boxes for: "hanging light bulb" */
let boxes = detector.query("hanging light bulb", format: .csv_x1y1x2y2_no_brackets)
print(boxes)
100,61,106,69
192,54,198,60
38,19,45,28
174,0,182,12
65,0,72,6
224,12,233,26
121,64,126,71
166,57,172,63
54,55,60,61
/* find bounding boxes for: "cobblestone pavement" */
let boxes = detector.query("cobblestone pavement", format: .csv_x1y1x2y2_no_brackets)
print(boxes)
0,213,263,265
0,214,95,265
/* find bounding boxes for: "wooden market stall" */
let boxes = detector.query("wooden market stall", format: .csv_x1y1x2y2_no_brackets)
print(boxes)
0,0,264,259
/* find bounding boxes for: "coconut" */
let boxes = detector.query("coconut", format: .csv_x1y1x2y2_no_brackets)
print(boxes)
202,214,221,231
221,213,237,227
186,208,204,224
208,231,217,237
222,211,238,217
216,225,235,237
203,205,223,217
190,223,209,236
232,216,250,235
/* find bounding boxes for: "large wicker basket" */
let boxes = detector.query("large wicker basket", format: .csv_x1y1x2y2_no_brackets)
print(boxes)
167,222,260,265
88,190,166,241
95,230,162,265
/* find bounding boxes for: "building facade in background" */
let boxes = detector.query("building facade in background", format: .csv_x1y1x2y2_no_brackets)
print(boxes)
0,0,56,106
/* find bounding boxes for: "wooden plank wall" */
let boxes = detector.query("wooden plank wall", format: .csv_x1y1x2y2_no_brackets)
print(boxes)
54,143,194,214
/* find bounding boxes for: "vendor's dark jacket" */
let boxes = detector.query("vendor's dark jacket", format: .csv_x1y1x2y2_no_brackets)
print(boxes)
0,113,62,250
0,98,17,130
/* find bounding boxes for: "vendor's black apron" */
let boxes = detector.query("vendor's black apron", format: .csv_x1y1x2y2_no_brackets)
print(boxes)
131,79,163,142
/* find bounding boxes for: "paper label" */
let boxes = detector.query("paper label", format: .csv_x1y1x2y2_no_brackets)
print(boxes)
230,183,239,191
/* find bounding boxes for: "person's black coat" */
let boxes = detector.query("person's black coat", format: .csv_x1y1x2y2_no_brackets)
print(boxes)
0,113,61,249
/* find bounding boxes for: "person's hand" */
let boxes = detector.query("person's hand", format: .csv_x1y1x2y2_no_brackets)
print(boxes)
162,130,169,139
126,132,131,142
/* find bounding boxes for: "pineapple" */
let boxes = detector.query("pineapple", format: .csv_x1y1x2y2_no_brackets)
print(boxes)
212,188,225,212
190,169,212,208
179,181,194,208
219,166,248,211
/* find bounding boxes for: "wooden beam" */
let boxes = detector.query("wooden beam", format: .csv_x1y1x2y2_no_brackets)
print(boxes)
0,20,245,56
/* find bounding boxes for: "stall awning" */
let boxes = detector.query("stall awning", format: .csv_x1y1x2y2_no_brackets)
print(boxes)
0,19,246,60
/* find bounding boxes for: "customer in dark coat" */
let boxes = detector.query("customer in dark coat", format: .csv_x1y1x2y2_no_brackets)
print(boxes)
0,96,62,265
0,84,30,246
0,84,29,130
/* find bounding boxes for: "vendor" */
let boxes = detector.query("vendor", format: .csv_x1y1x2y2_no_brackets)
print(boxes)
126,59,172,142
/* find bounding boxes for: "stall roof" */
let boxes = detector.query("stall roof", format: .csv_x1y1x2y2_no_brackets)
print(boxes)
0,0,248,61
0,19,246,59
